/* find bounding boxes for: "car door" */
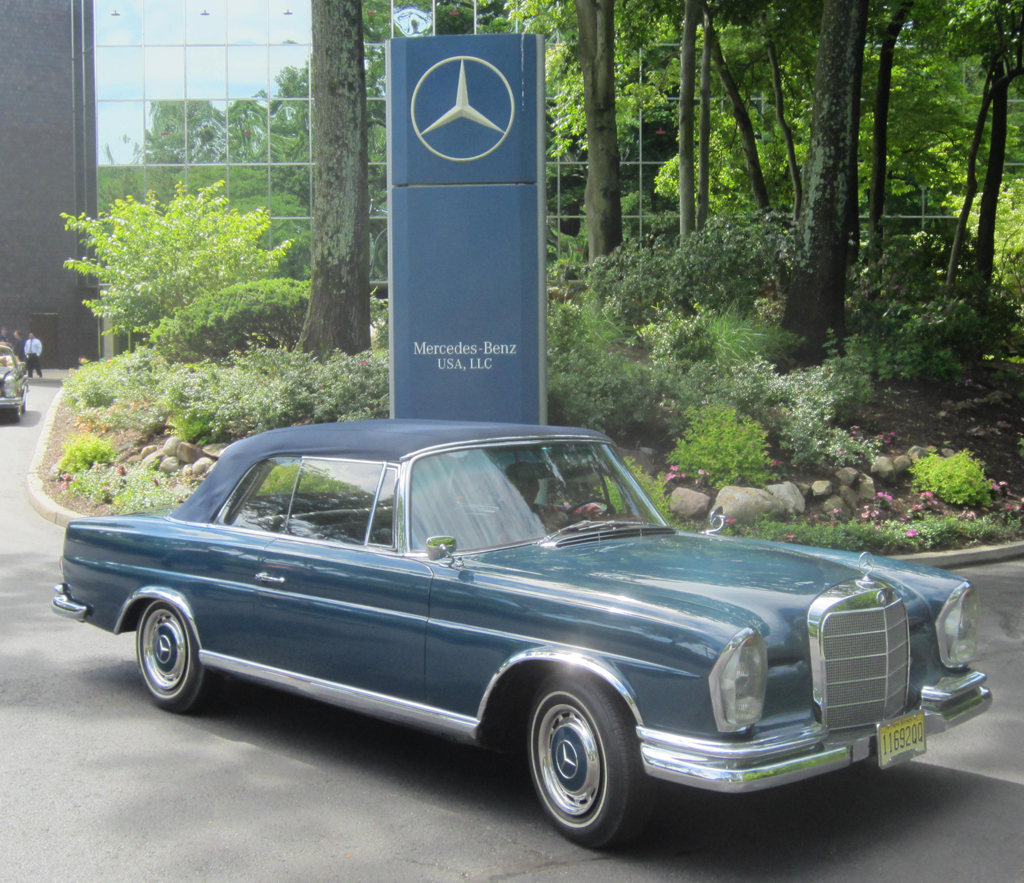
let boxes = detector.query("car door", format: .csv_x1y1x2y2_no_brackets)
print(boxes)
252,459,433,702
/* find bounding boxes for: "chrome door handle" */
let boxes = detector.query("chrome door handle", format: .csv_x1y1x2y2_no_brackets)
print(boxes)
255,571,286,585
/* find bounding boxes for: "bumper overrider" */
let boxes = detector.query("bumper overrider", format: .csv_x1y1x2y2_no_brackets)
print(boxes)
639,670,992,793
52,584,89,622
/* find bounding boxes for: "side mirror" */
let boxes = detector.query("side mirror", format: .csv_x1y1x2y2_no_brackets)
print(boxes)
425,535,457,562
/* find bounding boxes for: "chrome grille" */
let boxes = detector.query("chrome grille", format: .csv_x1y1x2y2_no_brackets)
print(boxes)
810,585,910,731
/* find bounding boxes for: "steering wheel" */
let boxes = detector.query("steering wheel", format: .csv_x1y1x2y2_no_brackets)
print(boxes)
566,498,610,519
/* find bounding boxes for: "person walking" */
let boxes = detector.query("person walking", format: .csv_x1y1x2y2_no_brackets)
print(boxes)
24,332,43,378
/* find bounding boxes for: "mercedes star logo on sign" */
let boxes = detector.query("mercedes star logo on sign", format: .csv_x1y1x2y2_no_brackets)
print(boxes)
411,56,515,162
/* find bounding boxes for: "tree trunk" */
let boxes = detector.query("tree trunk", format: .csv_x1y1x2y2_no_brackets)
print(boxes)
575,0,623,259
765,36,801,219
946,68,996,287
300,0,370,357
708,21,771,210
698,8,712,230
976,63,1010,281
782,0,868,364
679,0,700,238
867,4,910,255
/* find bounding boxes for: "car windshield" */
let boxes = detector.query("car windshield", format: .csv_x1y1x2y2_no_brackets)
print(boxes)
408,442,664,552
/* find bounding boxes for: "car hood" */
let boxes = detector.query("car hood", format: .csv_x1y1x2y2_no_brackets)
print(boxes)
465,531,959,648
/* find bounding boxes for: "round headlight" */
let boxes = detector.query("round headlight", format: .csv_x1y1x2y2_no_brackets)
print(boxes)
710,628,767,733
936,583,979,668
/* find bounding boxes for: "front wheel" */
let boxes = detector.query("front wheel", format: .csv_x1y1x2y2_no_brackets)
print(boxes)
528,675,654,848
135,601,211,713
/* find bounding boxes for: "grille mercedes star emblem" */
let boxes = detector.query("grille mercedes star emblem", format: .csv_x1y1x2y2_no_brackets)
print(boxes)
410,55,515,162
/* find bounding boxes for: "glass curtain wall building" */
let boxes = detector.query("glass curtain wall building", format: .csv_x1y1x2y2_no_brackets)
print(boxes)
90,0,682,282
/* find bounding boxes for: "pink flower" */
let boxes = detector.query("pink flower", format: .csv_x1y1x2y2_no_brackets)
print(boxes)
906,529,919,537
785,534,795,539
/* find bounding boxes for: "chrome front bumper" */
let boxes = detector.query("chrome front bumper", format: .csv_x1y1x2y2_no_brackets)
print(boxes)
52,583,89,622
639,671,993,793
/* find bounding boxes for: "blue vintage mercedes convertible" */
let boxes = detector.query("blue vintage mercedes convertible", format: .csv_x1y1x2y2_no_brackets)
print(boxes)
52,420,991,846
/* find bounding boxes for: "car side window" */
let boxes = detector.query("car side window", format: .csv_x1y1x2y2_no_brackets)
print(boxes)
221,458,301,533
368,466,397,547
286,459,384,545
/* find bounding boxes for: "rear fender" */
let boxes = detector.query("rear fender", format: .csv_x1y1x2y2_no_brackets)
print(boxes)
114,587,199,644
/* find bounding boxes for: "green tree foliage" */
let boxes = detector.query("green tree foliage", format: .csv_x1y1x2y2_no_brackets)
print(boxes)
62,182,290,335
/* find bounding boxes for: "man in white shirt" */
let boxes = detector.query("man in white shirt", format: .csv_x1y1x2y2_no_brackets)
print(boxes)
24,332,43,378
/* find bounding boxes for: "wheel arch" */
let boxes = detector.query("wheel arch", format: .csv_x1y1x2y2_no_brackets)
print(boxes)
476,649,643,752
114,587,199,643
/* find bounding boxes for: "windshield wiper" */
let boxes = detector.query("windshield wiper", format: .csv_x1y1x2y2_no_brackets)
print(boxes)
541,520,671,544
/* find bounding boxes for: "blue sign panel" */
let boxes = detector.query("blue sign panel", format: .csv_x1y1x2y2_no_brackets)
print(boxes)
389,35,541,187
387,34,546,423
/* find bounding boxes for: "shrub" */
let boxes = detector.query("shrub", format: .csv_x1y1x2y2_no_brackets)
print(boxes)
58,434,116,474
661,353,877,469
68,462,197,512
585,239,686,329
547,298,668,441
585,212,792,331
668,405,775,488
732,513,1019,555
62,349,170,434
910,452,993,507
848,232,1017,379
150,278,310,362
675,211,792,317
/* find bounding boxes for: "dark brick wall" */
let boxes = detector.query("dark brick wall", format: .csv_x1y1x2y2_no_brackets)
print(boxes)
0,0,97,367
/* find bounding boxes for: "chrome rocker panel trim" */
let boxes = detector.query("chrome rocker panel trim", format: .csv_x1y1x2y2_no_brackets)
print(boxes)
200,651,480,744
51,583,89,622
640,676,993,793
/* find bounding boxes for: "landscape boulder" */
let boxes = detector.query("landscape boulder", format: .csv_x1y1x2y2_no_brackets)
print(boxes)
713,486,785,525
871,456,896,485
669,487,711,520
766,482,805,516
162,436,183,458
175,441,204,465
835,467,858,488
192,457,215,477
822,495,852,521
811,480,833,499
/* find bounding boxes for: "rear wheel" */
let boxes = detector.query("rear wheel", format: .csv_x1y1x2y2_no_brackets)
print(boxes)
528,674,654,848
135,601,210,713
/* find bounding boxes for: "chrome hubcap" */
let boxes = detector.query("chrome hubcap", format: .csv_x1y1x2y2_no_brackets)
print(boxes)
141,609,187,693
536,703,601,818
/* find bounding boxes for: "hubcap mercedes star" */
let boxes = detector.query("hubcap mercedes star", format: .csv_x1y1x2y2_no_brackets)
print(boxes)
537,704,602,818
142,611,187,691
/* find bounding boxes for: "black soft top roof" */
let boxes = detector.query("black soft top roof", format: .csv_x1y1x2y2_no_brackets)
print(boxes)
173,418,609,523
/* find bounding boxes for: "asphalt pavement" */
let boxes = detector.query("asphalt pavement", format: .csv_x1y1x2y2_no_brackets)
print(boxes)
2,379,1023,883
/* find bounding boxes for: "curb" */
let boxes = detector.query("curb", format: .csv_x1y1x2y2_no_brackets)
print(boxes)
26,386,82,529
893,540,1024,569
26,392,1024,568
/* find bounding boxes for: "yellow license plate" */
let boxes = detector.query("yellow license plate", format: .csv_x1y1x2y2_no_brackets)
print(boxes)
877,711,926,769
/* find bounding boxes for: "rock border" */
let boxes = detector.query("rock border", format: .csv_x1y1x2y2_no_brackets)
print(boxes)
27,389,1024,569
